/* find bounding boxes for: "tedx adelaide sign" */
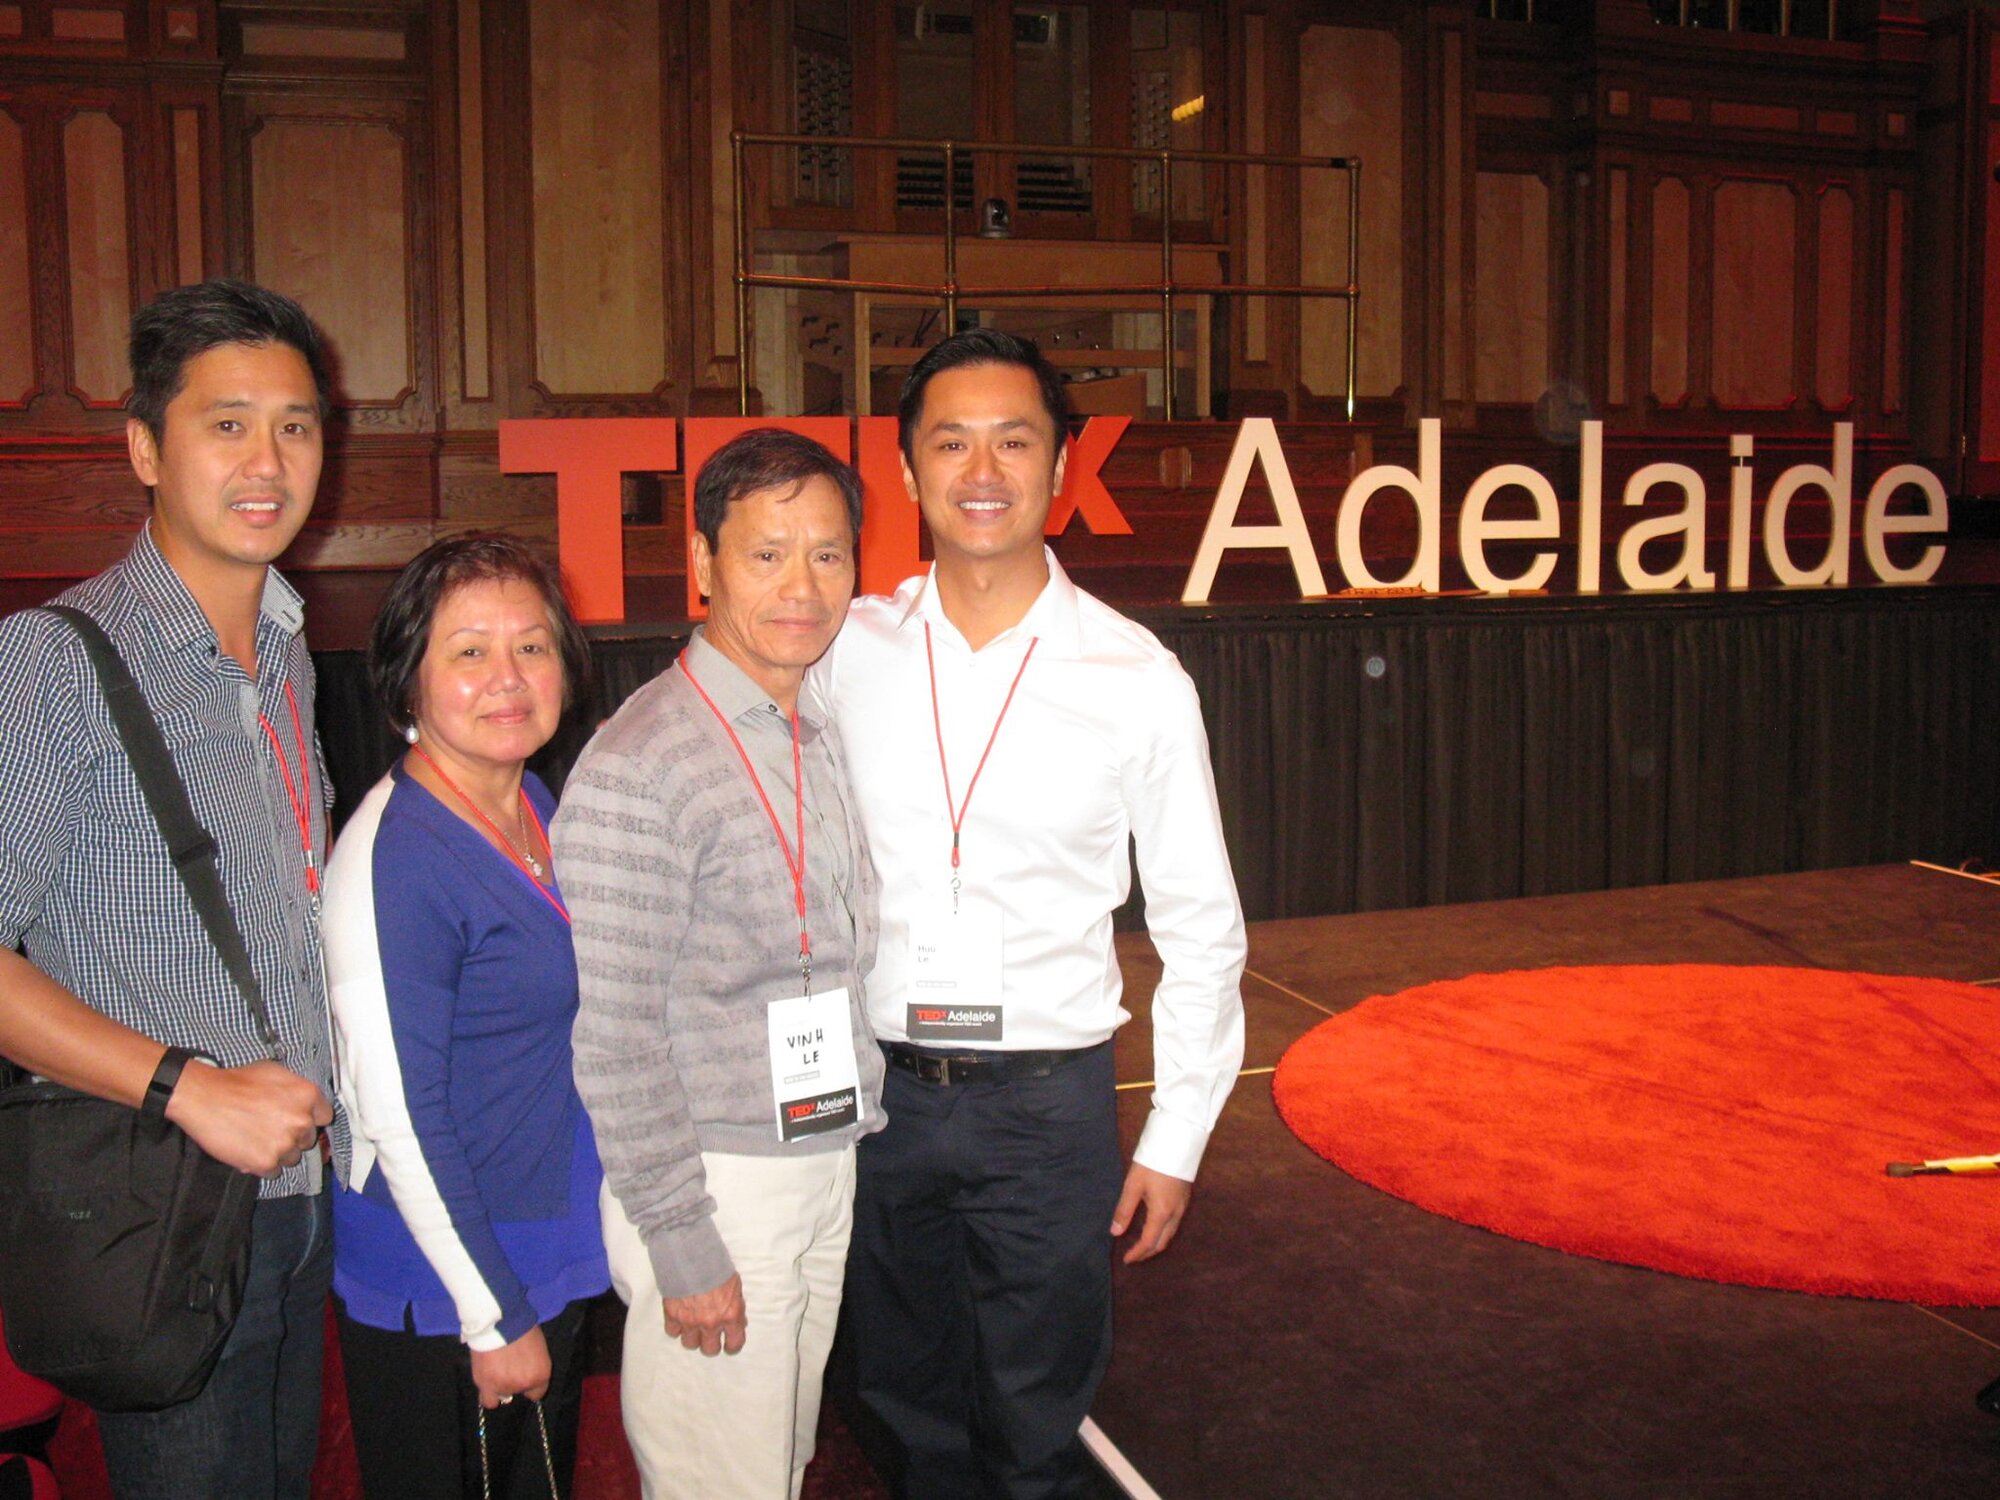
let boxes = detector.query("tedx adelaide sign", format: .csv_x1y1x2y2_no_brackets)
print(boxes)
499,415,1951,624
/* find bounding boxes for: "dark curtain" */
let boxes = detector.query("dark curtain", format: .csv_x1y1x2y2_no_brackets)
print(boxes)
313,591,1999,925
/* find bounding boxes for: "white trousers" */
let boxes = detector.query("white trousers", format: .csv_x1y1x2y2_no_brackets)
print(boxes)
602,1146,857,1500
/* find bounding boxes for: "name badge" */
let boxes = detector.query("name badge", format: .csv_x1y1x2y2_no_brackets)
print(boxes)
906,900,1004,1042
767,988,861,1142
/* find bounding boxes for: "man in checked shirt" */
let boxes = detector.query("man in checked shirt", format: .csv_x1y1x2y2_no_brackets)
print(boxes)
0,280,340,1500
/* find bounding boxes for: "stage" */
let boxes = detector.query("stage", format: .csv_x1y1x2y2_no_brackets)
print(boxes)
1084,860,2000,1499
37,862,2000,1498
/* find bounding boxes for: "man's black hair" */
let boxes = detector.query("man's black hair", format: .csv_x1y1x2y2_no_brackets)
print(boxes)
896,327,1070,466
692,427,865,549
128,279,334,445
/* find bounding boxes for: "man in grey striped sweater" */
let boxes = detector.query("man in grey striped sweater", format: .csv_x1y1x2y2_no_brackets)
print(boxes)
555,428,885,1500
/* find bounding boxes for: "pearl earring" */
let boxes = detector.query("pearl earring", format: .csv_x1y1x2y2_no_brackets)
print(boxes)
403,723,420,745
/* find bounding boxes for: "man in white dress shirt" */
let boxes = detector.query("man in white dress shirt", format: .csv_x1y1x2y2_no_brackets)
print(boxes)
813,328,1246,1499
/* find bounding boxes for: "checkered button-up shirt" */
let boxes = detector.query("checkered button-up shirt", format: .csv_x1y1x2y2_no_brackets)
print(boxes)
0,523,344,1195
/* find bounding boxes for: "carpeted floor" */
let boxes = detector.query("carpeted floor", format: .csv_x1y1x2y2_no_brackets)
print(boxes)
1273,963,2000,1304
32,866,2000,1498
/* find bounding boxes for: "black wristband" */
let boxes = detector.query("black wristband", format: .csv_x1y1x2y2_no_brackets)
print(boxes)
142,1045,195,1121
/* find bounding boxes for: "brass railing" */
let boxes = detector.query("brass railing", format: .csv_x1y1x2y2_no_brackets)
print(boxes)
731,130,1363,421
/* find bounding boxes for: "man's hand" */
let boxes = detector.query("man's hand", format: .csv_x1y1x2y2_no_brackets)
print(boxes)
1110,1163,1192,1264
164,1058,332,1177
662,1274,747,1357
470,1324,552,1410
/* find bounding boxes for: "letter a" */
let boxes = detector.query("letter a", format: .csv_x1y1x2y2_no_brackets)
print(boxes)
1181,419,1328,603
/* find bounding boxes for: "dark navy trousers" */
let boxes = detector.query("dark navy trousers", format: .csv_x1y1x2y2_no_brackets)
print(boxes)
843,1042,1123,1500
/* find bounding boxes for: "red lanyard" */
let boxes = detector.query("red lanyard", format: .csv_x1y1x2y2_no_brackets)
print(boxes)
407,743,570,925
257,681,318,897
680,658,811,987
923,622,1037,885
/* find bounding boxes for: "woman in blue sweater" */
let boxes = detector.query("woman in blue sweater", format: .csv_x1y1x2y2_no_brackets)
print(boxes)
324,535,608,1499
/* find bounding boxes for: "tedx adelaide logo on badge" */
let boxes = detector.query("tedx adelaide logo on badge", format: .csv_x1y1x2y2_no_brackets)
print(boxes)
782,1088,858,1142
908,1005,1003,1041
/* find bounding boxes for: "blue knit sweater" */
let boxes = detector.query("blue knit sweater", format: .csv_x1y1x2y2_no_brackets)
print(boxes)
325,764,608,1348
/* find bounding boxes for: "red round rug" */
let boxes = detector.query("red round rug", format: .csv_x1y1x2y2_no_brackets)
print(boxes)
1273,964,2000,1305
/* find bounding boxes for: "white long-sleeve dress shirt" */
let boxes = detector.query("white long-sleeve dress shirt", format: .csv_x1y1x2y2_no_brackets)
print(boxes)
812,550,1246,1181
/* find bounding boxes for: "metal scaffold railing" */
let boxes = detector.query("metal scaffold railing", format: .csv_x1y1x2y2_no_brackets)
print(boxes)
731,130,1363,422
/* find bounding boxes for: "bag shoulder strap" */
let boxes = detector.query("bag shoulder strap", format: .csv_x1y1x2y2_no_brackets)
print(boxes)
41,605,281,1058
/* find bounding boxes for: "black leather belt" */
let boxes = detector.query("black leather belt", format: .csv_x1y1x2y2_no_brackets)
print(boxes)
881,1040,1105,1086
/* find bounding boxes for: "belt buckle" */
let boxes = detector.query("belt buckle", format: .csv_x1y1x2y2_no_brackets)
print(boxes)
913,1052,950,1085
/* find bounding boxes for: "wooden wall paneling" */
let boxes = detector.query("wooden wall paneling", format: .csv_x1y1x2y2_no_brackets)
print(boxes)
449,0,493,410
526,0,669,400
1240,7,1266,368
1441,22,1469,414
1709,177,1796,409
658,0,695,404
224,0,440,433
1472,168,1547,405
851,0,894,228
1883,184,1906,415
1196,2,1226,242
1090,0,1129,242
0,440,147,578
1815,180,1854,411
1265,0,1302,415
1649,173,1688,409
693,0,734,384
7,91,66,424
60,105,132,405
170,104,202,282
973,0,1010,220
246,108,415,409
0,101,33,405
1685,169,1714,414
1607,163,1628,409
1298,22,1402,403
1556,159,1587,423
1901,10,1972,472
149,69,223,293
484,0,532,415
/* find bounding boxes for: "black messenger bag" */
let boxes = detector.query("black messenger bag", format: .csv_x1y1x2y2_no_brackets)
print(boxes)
0,604,281,1411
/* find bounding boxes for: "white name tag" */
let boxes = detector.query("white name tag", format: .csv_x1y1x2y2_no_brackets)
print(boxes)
906,900,1004,1041
766,987,861,1142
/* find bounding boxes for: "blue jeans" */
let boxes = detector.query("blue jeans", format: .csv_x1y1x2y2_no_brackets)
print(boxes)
96,1192,332,1500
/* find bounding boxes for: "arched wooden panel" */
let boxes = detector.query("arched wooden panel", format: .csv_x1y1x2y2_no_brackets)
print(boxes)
1649,175,1689,408
62,109,130,404
1300,24,1402,400
0,106,32,406
250,118,412,405
1815,184,1853,410
1475,170,1549,404
1711,179,1795,408
528,0,667,397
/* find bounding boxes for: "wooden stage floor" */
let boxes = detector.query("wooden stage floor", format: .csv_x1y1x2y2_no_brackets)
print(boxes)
1082,861,2000,1499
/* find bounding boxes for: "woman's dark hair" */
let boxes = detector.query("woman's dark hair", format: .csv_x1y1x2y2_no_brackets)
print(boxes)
693,427,864,549
128,279,335,444
368,534,593,736
896,327,1071,466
